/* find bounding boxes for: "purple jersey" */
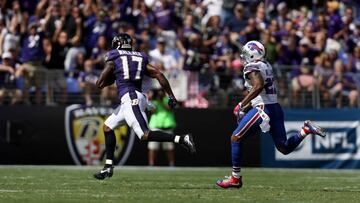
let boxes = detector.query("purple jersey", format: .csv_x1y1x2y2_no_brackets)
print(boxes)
105,49,149,98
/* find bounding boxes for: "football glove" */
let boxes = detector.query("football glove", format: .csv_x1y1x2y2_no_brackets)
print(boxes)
233,102,245,123
168,96,178,109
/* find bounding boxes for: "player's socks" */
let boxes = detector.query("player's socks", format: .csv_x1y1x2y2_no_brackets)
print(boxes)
231,141,242,178
300,128,308,138
217,141,243,189
232,167,241,179
105,130,116,161
105,159,113,167
148,130,176,142
148,131,196,154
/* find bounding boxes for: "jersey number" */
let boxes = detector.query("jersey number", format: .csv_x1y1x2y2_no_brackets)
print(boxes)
264,78,276,94
120,56,143,80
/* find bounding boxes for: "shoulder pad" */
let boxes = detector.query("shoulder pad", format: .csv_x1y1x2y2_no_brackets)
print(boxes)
244,64,260,75
104,50,119,62
140,52,149,65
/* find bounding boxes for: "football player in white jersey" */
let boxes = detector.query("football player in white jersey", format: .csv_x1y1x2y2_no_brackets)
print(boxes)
216,41,326,189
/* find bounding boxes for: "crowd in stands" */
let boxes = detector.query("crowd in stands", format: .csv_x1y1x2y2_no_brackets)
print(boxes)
0,0,359,108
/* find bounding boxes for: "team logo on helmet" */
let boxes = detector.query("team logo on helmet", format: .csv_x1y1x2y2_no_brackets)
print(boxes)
65,104,135,165
247,42,263,55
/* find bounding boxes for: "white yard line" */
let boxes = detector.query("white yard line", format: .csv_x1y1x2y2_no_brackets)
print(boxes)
0,189,23,193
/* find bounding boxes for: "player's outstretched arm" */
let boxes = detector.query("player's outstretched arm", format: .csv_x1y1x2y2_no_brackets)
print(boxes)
96,61,115,89
240,71,264,109
146,64,177,108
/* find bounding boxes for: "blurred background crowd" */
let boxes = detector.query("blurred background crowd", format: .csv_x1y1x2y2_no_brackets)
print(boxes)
0,0,360,108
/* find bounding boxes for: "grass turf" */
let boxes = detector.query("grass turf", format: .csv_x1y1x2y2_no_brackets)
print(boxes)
0,166,359,203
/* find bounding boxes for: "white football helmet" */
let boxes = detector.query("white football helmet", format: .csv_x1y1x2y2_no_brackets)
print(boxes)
240,40,265,63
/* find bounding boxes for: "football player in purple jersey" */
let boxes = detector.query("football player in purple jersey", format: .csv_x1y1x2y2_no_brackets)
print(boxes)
94,34,196,180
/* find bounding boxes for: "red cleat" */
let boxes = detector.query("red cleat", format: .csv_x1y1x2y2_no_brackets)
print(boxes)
303,120,326,137
216,175,242,189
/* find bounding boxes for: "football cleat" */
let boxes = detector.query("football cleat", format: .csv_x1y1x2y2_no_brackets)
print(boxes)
216,175,242,189
94,165,114,180
180,134,196,154
304,120,326,137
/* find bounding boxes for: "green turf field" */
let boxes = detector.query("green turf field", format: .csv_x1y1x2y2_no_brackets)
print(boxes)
0,166,359,203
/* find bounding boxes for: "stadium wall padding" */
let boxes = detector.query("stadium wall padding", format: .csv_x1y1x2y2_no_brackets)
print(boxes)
261,109,360,169
0,106,260,166
2,106,359,168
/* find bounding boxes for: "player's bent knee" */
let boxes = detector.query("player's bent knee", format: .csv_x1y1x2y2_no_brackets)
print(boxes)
103,124,112,133
140,131,148,141
276,146,290,155
231,135,242,143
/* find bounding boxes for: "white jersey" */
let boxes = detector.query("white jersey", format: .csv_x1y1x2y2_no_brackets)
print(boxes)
243,60,278,106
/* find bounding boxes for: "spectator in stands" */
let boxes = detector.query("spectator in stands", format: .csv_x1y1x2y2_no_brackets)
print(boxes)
203,15,221,55
153,0,175,32
268,19,280,43
291,62,315,107
149,37,178,71
182,34,203,72
297,37,318,66
293,6,310,30
313,31,327,53
201,0,223,27
20,20,45,105
176,14,201,55
255,2,266,31
314,53,333,107
349,20,360,48
327,59,358,108
0,0,358,109
108,0,132,23
91,35,108,70
0,17,20,56
63,6,84,73
276,2,289,28
0,52,22,105
240,17,261,43
83,8,111,52
45,30,71,105
69,52,85,78
209,33,233,72
42,1,61,38
78,59,98,106
326,1,343,39
133,1,155,34
225,3,247,34
347,46,360,72
261,31,277,64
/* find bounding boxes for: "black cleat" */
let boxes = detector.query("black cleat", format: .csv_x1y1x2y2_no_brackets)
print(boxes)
180,134,196,154
94,165,114,180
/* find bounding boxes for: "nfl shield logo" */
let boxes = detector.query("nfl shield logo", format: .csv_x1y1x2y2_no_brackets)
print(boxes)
65,104,135,165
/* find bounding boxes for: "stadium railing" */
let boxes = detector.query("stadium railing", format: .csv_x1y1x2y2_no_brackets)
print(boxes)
1,65,359,108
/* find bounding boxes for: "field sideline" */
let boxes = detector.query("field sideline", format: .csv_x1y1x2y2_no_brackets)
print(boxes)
0,166,359,203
